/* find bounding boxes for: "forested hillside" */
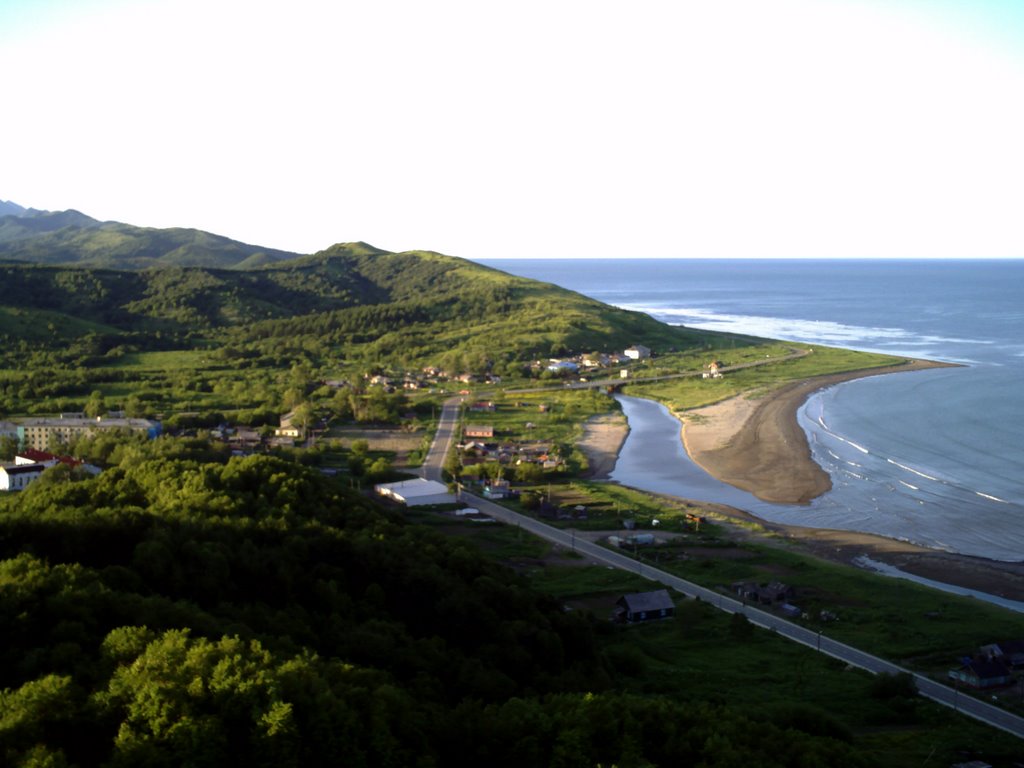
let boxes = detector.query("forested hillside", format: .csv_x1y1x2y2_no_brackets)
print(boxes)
0,242,717,385
0,440,867,766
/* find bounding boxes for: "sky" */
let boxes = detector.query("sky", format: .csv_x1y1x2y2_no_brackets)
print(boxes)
2,0,1023,259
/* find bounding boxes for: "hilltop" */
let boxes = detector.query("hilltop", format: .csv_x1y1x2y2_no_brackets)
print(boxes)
0,206,302,269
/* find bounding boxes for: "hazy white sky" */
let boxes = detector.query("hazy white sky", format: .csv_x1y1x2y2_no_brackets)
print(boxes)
2,0,1023,258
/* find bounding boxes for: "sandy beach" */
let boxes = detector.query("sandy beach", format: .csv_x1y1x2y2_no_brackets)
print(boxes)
681,359,952,505
579,358,1024,603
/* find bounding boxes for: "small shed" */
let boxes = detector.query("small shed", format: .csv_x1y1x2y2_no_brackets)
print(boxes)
615,589,675,623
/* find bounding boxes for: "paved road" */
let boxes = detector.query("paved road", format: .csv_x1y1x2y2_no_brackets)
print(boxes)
420,396,462,483
419,399,1024,738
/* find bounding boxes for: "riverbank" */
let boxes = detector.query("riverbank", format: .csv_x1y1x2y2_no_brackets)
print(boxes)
577,412,630,479
680,358,955,504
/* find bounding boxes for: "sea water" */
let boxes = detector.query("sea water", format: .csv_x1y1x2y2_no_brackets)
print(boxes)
475,259,1024,562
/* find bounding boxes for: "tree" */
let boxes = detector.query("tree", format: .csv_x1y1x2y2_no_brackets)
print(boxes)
442,447,461,481
84,390,106,419
0,434,18,461
515,463,544,484
124,395,146,419
290,402,315,436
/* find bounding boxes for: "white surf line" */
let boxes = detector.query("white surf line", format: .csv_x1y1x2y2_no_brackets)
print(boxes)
840,437,869,454
898,480,919,491
976,491,1009,504
886,458,939,482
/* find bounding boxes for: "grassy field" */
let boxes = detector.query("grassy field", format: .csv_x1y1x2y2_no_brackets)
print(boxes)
416,515,1024,766
507,482,1024,675
626,344,901,411
106,349,223,371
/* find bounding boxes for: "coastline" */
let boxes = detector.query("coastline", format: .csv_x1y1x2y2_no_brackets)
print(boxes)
579,357,1024,603
690,497,1024,605
680,358,956,505
670,358,1024,599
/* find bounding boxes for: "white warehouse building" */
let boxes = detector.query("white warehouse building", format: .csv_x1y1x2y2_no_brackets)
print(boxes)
374,478,456,507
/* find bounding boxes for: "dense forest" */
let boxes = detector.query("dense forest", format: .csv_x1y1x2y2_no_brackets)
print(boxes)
0,439,874,766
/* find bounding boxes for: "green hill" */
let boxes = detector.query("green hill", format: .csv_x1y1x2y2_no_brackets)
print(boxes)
0,209,302,269
0,242,716,366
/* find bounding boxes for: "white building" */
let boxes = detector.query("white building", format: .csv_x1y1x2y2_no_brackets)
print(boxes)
374,478,456,507
0,463,45,491
624,344,651,360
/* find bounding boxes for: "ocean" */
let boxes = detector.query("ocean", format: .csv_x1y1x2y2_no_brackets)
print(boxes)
476,259,1024,562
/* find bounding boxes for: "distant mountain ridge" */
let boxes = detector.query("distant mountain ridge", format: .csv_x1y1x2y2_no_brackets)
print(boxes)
0,202,303,269
0,199,29,217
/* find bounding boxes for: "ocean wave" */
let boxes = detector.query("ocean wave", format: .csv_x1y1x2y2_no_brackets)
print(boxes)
898,480,919,491
886,458,939,482
976,491,1008,503
621,305,913,345
621,304,991,358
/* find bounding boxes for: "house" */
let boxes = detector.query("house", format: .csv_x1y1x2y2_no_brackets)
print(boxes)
0,462,46,491
374,478,455,507
275,409,304,439
624,344,651,360
483,478,512,499
614,589,675,623
702,361,724,379
948,658,1012,689
464,425,495,439
15,448,61,467
16,449,84,471
547,360,579,374
979,640,1024,669
732,581,795,605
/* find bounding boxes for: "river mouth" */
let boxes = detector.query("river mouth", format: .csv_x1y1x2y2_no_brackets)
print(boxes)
608,394,777,512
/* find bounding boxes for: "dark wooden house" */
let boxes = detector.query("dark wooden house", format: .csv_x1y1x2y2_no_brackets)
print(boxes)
615,589,675,623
